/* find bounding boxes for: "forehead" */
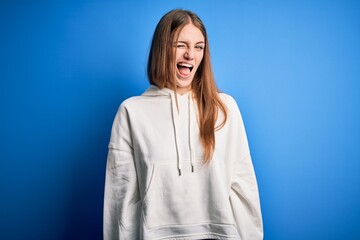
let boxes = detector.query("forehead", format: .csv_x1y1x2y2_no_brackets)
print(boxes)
177,23,205,42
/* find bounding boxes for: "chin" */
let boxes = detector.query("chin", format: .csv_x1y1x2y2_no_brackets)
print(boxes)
176,79,193,88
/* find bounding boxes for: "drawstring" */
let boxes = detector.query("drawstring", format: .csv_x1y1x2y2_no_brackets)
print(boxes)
169,90,196,176
170,92,182,176
188,93,195,173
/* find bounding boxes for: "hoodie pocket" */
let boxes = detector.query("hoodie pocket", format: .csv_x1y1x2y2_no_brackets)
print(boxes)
141,161,236,229
142,164,156,205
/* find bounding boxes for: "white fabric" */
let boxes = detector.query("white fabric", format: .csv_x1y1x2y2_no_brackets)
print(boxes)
103,85,263,240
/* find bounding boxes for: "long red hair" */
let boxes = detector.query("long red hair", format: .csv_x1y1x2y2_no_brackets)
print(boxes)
147,9,227,163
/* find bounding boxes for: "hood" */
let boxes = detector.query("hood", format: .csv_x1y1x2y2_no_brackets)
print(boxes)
142,85,197,176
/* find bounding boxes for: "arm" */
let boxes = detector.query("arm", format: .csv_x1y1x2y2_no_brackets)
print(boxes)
230,154,263,240
103,103,140,240
227,97,263,240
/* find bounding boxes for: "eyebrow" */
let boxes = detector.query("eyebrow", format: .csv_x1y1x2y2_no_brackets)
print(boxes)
177,40,205,45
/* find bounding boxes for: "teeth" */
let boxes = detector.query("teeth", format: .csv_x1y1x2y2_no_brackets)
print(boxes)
178,63,193,68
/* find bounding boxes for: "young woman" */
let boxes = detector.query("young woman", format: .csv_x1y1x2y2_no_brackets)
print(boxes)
104,9,263,240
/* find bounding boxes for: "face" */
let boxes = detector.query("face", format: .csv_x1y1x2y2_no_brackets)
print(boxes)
174,23,205,94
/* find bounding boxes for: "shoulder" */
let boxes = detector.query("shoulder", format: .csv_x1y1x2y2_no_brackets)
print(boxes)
118,94,153,110
111,96,144,120
218,92,247,125
119,96,143,108
118,85,168,110
218,92,240,112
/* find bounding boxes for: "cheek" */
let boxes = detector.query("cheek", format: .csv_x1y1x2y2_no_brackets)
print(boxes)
175,49,185,60
196,53,204,67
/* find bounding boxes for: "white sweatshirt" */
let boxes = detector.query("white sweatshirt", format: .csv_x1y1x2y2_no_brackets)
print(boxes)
103,85,263,240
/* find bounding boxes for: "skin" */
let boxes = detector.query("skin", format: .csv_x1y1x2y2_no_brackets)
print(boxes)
174,23,205,95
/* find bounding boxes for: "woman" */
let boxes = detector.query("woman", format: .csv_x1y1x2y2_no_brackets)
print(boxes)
104,9,263,240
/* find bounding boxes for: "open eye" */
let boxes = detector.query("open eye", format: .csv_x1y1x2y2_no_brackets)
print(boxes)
195,45,204,50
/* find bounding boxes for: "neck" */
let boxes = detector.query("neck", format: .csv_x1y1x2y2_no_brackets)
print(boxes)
176,85,192,95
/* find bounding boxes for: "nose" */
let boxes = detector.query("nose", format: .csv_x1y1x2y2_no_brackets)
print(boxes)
184,47,194,60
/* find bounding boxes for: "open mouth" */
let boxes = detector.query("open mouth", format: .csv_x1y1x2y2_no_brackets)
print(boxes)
177,62,193,77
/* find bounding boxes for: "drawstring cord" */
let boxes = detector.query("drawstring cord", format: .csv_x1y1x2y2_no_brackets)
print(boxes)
170,92,182,176
169,90,196,176
188,93,195,172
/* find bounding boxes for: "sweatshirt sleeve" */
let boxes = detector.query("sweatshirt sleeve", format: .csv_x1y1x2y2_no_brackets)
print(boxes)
227,96,263,240
103,103,141,240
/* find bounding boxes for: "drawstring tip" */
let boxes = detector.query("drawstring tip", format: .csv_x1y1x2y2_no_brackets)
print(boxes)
191,166,194,172
178,169,182,176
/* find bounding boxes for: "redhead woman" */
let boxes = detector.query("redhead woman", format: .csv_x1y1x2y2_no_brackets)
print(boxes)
103,9,263,240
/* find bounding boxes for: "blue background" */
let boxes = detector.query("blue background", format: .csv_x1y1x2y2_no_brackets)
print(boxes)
1,0,359,239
